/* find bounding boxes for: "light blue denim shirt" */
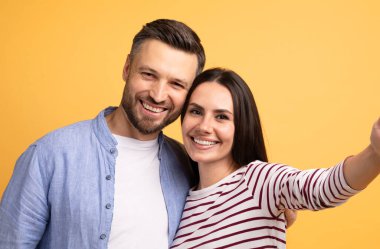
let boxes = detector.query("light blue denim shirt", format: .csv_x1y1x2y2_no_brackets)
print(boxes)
0,107,194,249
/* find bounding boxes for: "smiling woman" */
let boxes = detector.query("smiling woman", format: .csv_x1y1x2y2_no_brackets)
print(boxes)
181,82,236,188
171,67,380,249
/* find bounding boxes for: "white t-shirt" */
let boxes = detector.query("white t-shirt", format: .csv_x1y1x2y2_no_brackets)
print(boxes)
108,134,168,249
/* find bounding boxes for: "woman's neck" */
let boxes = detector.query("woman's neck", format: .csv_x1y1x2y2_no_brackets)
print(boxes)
197,160,239,190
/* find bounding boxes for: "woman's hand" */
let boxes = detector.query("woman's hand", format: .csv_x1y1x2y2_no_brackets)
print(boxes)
370,118,380,160
344,117,380,190
284,209,298,228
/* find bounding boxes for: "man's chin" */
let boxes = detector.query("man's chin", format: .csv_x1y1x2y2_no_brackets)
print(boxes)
135,120,166,135
126,107,180,135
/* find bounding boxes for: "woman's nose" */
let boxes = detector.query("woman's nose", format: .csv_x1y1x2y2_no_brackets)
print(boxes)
197,116,212,134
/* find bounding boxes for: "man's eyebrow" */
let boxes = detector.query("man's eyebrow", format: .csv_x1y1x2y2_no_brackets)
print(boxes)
138,66,158,74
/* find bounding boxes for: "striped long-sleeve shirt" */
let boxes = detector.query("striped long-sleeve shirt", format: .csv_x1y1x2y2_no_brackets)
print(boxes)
171,160,359,249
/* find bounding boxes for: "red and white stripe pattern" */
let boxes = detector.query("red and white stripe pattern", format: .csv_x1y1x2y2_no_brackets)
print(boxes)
171,160,359,249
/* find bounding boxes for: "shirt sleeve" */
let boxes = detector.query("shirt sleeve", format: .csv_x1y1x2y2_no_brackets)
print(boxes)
0,144,50,248
243,160,360,217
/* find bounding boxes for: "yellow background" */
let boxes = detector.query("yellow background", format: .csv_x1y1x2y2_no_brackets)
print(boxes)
1,0,379,248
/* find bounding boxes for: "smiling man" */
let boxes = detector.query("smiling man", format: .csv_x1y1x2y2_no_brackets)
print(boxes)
109,39,198,140
104,37,200,248
0,19,205,249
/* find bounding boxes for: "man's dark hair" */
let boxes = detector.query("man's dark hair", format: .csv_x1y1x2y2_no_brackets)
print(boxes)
130,19,205,75
181,68,268,168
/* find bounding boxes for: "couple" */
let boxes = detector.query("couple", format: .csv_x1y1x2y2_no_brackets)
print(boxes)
0,19,379,248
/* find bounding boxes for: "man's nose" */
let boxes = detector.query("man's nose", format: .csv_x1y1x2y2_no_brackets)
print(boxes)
150,81,168,103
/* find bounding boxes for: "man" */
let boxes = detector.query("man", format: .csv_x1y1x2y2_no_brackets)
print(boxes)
0,19,295,248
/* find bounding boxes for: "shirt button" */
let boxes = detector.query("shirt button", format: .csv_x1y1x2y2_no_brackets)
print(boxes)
100,234,106,240
105,203,111,209
110,148,116,154
106,175,112,180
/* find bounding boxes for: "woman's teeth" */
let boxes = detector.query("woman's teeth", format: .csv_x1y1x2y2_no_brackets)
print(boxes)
194,138,216,146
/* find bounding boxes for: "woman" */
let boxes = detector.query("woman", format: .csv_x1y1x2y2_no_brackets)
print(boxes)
171,68,380,248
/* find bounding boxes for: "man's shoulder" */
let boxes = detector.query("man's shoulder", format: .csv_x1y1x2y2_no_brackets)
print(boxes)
34,119,93,148
161,134,198,185
161,135,187,155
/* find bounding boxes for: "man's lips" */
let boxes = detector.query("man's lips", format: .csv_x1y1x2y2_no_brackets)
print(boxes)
141,100,167,113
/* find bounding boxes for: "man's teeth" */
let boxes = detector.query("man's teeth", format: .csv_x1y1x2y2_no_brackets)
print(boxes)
194,138,216,146
142,102,164,113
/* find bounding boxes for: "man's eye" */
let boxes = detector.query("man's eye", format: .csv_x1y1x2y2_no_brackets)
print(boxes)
141,72,154,78
172,82,185,89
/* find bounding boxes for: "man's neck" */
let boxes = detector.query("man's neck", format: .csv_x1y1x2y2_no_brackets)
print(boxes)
106,106,160,141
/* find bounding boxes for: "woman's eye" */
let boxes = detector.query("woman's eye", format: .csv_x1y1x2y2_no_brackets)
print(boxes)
189,109,201,115
216,114,229,120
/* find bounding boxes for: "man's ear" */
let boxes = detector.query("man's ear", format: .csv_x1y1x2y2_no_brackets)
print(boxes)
122,55,131,82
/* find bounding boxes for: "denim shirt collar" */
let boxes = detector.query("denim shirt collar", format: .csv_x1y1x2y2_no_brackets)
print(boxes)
92,106,165,158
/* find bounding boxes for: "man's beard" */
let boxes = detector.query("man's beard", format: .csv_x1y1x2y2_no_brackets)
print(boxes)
121,89,181,135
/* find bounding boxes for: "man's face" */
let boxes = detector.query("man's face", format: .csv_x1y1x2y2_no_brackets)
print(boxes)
121,39,198,137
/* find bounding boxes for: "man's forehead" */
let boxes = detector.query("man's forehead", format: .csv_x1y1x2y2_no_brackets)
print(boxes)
131,40,198,82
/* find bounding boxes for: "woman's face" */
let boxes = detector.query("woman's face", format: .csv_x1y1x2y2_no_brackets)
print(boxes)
182,81,235,167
